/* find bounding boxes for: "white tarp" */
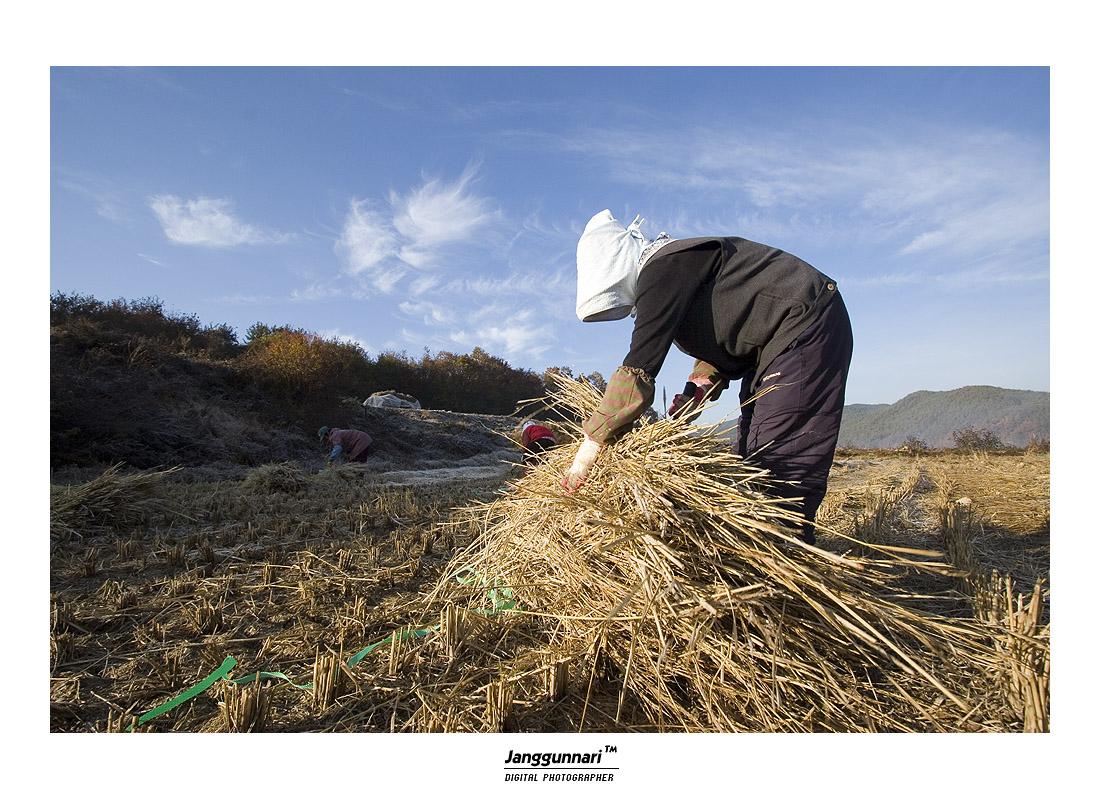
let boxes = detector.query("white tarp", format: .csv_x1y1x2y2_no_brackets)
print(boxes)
363,392,421,409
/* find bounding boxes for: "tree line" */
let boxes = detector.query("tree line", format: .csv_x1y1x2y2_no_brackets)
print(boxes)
50,292,603,422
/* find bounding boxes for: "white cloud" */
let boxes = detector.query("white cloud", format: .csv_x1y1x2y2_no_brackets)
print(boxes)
545,120,1048,273
398,298,458,326
149,195,290,247
450,320,555,361
392,163,500,252
54,169,129,222
336,164,502,294
289,283,345,302
136,253,167,267
408,275,443,296
336,200,398,275
395,293,559,363
444,267,572,299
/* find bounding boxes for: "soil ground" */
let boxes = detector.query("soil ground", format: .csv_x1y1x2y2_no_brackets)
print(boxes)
49,410,1049,733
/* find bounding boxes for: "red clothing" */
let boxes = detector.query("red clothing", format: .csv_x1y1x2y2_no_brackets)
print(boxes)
328,428,373,461
521,424,555,449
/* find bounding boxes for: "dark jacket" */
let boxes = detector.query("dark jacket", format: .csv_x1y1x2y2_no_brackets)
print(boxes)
624,237,838,388
583,236,840,443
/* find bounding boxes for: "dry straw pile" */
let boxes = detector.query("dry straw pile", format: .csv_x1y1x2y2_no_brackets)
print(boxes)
50,463,178,540
428,378,1016,732
240,462,311,494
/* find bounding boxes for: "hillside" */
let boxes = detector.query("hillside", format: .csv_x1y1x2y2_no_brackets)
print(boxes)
50,296,1048,470
836,385,1049,449
49,298,540,479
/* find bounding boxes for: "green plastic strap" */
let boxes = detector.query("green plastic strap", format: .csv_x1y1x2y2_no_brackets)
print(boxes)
344,572,518,666
127,572,518,727
227,670,313,690
347,624,439,666
127,655,237,730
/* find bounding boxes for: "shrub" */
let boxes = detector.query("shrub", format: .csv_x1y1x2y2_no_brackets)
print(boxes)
900,436,930,455
951,427,1004,453
238,328,369,408
50,292,238,358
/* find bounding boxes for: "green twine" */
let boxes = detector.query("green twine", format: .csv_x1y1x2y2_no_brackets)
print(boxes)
125,656,237,731
127,571,517,729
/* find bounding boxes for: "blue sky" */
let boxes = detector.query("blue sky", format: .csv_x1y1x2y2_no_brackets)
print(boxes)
50,65,1050,423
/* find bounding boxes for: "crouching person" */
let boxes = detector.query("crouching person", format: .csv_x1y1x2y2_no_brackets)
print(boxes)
519,420,557,470
318,426,373,467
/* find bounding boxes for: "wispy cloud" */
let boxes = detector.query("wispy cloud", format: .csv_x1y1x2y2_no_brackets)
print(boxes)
397,294,560,362
336,163,502,291
538,119,1048,280
289,283,348,302
136,253,168,268
449,317,556,361
392,162,502,268
54,168,130,222
335,199,402,289
149,195,292,247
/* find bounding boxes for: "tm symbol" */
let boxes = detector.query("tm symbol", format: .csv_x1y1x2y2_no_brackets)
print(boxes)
604,745,617,753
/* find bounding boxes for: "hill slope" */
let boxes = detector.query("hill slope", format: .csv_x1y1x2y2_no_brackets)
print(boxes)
50,320,525,478
836,385,1049,449
51,308,1047,472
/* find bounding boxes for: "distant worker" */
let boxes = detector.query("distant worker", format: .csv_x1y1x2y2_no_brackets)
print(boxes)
519,420,557,468
562,209,853,545
318,426,373,466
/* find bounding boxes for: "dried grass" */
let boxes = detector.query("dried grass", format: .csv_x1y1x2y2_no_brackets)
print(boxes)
240,462,311,494
50,464,178,540
426,377,1008,731
48,380,1050,733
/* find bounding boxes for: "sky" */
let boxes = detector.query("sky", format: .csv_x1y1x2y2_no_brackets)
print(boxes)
49,65,1050,425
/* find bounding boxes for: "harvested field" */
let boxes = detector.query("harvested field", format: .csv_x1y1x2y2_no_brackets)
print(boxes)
49,387,1050,737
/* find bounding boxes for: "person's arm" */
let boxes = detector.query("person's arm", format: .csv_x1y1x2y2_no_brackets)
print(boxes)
564,244,721,490
587,243,722,441
668,359,729,420
327,444,343,464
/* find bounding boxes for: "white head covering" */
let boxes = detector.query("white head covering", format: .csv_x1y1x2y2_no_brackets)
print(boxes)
575,210,648,322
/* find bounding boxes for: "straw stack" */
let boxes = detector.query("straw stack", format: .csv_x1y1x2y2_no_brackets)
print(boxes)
431,377,1002,732
50,464,178,540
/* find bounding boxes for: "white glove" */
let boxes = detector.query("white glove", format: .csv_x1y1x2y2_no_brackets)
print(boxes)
562,435,602,492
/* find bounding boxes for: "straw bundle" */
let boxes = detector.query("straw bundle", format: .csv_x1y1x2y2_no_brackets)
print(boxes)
241,462,310,494
51,464,178,539
431,377,1001,732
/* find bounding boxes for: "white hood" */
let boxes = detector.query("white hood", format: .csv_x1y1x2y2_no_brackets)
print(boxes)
575,210,647,323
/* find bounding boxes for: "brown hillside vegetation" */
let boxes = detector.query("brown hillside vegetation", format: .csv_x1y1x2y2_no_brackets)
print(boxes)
50,382,1049,734
50,292,548,473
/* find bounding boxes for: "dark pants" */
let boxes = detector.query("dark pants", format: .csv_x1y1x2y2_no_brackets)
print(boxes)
523,437,556,468
737,294,853,544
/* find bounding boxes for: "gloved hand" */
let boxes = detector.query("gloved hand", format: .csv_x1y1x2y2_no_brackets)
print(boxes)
562,435,603,492
668,379,713,419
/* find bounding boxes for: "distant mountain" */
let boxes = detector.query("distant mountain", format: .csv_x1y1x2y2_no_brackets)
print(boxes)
708,386,1048,450
836,386,1049,449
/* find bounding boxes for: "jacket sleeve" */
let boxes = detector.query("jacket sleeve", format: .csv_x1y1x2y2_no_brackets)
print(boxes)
689,359,730,398
583,244,722,445
582,366,655,444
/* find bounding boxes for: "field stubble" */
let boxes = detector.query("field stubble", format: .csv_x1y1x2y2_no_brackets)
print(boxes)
50,436,1049,733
